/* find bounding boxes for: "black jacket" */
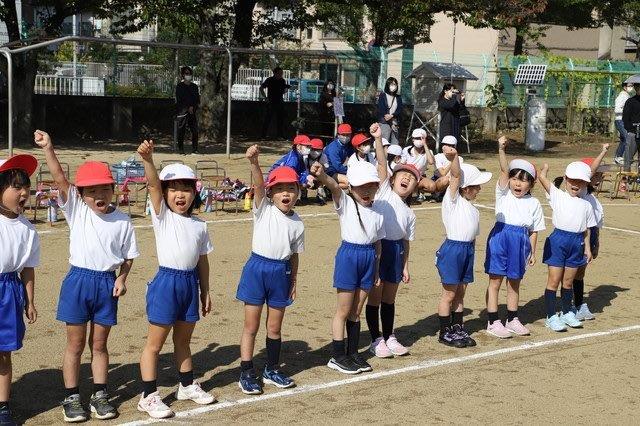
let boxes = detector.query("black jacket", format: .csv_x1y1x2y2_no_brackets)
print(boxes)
622,95,640,132
175,81,200,114
438,96,463,141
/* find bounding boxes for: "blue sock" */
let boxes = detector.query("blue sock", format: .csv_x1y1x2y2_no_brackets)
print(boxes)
544,289,557,318
561,288,573,314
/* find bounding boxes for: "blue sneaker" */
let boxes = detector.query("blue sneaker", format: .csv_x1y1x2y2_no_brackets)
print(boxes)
238,370,263,395
262,367,295,389
0,406,16,426
545,314,567,332
560,311,583,328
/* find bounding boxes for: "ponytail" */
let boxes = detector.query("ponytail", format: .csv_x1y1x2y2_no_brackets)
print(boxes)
347,192,366,232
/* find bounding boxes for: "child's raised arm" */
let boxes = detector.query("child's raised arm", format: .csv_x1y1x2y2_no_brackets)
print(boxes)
448,148,461,198
497,135,509,188
311,162,342,207
538,163,552,194
33,130,70,201
590,143,609,175
137,140,163,215
370,122,387,182
246,144,265,208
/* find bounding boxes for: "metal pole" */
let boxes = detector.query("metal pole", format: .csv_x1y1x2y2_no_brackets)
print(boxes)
226,47,232,158
1,49,13,155
450,19,457,84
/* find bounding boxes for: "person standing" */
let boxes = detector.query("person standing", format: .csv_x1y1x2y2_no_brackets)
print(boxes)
175,66,200,155
622,82,640,172
613,83,634,165
376,77,403,145
319,80,338,136
260,67,291,140
438,83,464,143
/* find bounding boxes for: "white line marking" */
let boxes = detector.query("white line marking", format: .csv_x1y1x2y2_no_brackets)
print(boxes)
119,324,640,426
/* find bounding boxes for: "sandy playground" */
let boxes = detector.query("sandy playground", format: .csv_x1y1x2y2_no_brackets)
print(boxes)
3,134,640,424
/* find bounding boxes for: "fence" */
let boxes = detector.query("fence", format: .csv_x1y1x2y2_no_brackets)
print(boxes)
34,75,105,96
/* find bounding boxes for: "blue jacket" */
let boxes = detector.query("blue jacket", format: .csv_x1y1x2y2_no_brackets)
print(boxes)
324,138,354,176
270,150,309,185
376,92,403,123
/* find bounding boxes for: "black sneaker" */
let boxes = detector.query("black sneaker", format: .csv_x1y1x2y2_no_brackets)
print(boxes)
350,353,373,372
0,406,16,426
327,356,360,374
90,390,117,420
62,394,88,423
316,195,326,206
452,324,476,347
438,327,466,348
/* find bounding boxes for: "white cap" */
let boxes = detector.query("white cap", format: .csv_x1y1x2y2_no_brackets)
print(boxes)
347,160,380,187
411,128,427,138
441,135,457,146
387,144,403,156
159,163,198,181
509,159,536,179
382,138,390,147
565,161,591,182
460,163,492,188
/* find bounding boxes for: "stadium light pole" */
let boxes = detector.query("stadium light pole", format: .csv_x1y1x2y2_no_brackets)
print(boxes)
0,48,13,156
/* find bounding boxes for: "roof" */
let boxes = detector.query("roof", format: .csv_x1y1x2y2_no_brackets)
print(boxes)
407,62,478,81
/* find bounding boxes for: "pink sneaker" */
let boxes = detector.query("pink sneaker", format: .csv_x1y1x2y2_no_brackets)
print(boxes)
486,320,512,339
385,334,409,356
505,317,530,336
369,337,393,358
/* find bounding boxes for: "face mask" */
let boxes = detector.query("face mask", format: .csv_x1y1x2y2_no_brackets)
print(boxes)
299,146,311,156
184,75,193,82
309,150,321,160
389,84,397,92
413,140,424,148
327,84,334,90
359,145,372,155
578,186,588,197
338,135,350,145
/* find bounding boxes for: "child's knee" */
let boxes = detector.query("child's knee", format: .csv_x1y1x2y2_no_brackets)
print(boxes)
266,321,282,337
243,321,260,337
90,337,108,354
66,338,86,356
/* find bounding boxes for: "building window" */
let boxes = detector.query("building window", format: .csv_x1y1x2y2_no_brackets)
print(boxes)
625,26,639,49
321,29,339,40
306,28,313,39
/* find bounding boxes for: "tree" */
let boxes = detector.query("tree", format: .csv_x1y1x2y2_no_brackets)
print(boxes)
594,0,640,59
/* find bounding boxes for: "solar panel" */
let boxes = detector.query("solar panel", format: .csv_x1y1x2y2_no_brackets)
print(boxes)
513,64,547,86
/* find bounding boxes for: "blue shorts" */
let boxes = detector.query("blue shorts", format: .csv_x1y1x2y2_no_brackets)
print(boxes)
589,226,599,252
379,239,404,284
436,239,475,285
0,272,26,352
236,253,292,308
146,267,200,325
334,241,376,292
484,222,531,280
57,266,118,326
543,229,587,268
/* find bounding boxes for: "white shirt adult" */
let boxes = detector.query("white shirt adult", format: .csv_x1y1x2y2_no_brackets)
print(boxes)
0,214,40,273
252,198,304,260
615,90,631,120
61,185,139,271
581,192,604,229
494,183,545,232
548,185,597,233
151,200,212,270
441,187,479,242
401,146,429,175
374,178,416,241
336,190,385,244
347,153,377,169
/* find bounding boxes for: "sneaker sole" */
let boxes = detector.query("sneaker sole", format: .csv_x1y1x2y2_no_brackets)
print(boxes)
90,405,117,420
62,412,88,423
485,329,513,339
176,393,216,405
356,365,373,373
237,381,263,395
136,405,174,419
388,350,409,356
438,339,466,348
326,360,360,375
545,324,567,332
506,329,531,336
562,322,583,328
369,347,394,358
263,377,296,389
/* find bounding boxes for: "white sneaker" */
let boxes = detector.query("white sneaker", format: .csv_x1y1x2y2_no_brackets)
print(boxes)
614,157,624,165
176,381,216,405
575,303,595,321
560,311,583,328
137,391,173,419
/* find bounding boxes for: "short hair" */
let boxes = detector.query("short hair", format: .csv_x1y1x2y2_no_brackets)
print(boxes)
273,66,283,74
0,169,30,194
161,179,200,215
181,66,193,75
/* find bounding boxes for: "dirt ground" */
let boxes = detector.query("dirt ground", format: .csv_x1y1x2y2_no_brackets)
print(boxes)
3,132,640,425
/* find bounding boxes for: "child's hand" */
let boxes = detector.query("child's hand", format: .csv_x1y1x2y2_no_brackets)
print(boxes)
289,280,297,302
498,135,508,150
540,163,549,177
201,292,212,317
402,268,410,284
25,303,37,324
601,143,610,152
528,253,536,267
585,248,593,264
449,147,458,156
137,140,154,161
309,162,324,177
370,123,382,139
34,130,52,149
246,144,260,161
113,277,127,297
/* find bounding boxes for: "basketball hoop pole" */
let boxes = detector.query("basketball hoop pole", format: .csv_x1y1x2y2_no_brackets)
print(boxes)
450,18,457,84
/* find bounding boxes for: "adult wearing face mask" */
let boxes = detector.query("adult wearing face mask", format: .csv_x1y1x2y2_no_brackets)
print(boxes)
438,83,464,143
324,123,354,188
270,134,316,188
613,83,635,165
319,80,338,135
402,128,435,176
377,77,403,145
622,82,640,172
175,66,200,155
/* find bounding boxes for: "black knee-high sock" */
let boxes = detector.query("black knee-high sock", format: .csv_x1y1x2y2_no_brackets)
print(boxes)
346,320,360,355
142,380,157,398
544,289,557,318
266,337,282,369
451,311,463,327
380,302,395,340
179,370,193,387
438,315,450,335
574,279,585,307
332,339,345,359
365,305,381,340
561,287,573,314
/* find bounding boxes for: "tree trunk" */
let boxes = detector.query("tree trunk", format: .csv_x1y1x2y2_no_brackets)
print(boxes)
636,43,640,61
12,53,38,145
514,26,525,56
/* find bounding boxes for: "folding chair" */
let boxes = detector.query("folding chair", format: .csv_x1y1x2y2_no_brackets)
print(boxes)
196,161,239,214
31,162,69,223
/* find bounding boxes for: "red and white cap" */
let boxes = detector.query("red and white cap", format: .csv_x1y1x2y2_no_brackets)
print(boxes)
265,166,299,188
392,163,421,181
0,154,38,176
293,135,312,146
460,163,492,188
159,163,197,181
565,161,592,182
351,133,372,148
509,159,536,179
441,135,458,146
347,161,380,186
310,138,324,150
75,161,115,187
387,144,403,157
337,123,352,135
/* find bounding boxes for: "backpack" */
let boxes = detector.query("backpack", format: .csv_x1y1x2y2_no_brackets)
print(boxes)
459,103,471,128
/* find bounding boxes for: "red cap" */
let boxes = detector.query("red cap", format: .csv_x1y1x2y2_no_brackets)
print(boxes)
310,138,324,150
75,161,115,187
0,154,38,176
265,166,299,188
293,135,312,146
337,123,352,135
392,163,422,181
351,133,371,148
581,158,594,166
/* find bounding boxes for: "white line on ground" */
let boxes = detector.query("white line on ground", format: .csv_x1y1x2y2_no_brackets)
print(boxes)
119,324,640,426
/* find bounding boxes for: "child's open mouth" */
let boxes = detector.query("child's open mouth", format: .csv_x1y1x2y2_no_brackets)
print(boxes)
18,200,26,208
96,200,106,208
281,198,291,205
176,200,186,207
400,181,408,189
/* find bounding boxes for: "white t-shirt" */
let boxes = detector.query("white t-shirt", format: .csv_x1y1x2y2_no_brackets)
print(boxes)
494,183,545,232
581,192,604,229
401,146,429,175
336,190,386,245
347,153,377,168
151,201,213,270
441,187,479,242
434,153,464,175
60,185,139,271
0,214,40,273
252,198,304,260
374,178,415,241
615,91,631,119
548,185,597,233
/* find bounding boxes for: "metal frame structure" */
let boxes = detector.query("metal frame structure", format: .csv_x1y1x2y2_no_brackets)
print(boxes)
1,35,341,157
